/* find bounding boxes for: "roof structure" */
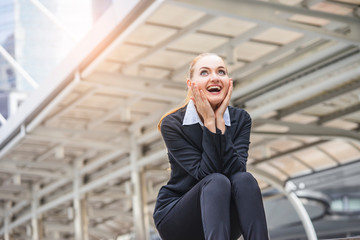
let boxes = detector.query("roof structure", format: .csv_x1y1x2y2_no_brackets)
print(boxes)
0,0,360,239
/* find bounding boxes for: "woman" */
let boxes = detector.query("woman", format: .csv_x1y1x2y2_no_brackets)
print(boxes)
153,53,269,240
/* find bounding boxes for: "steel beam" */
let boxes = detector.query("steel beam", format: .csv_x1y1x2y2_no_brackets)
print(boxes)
236,0,360,30
83,72,185,102
24,134,123,150
317,103,360,124
80,149,126,175
43,87,98,126
169,25,268,80
80,149,166,195
253,118,360,142
0,166,65,179
123,14,215,71
253,140,328,166
171,0,360,44
0,184,28,193
277,79,360,118
25,74,80,134
0,193,27,202
232,42,349,100
86,96,142,130
7,200,29,217
249,65,360,119
244,48,360,108
0,125,26,159
137,129,161,145
230,35,315,80
0,159,71,171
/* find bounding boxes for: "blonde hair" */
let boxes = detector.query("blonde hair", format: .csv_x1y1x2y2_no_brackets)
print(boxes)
157,53,225,130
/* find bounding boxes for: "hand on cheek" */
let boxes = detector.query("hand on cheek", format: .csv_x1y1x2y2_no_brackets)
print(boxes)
215,79,232,118
214,79,232,134
190,82,216,131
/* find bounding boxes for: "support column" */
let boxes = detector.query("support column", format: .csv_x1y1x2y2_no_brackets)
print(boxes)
73,160,89,240
130,133,149,240
140,170,150,239
31,184,43,240
4,201,11,240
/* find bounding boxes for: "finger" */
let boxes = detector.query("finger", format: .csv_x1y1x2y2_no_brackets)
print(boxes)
192,83,204,104
224,79,233,104
199,90,207,102
191,82,199,98
216,81,232,114
229,79,233,96
200,90,213,108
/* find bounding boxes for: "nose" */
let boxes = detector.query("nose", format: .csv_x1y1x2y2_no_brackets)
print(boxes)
209,72,220,81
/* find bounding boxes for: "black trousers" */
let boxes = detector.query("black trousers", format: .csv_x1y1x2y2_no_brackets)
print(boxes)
157,172,269,240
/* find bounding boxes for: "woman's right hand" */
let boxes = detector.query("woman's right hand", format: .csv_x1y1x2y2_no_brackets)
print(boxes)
190,82,216,132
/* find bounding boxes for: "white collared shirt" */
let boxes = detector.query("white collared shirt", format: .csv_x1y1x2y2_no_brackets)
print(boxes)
183,100,231,126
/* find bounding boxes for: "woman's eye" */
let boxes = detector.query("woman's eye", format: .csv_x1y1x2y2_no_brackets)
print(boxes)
218,69,226,75
200,70,208,76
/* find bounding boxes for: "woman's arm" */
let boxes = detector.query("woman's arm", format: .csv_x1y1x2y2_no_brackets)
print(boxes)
161,116,223,180
221,110,251,176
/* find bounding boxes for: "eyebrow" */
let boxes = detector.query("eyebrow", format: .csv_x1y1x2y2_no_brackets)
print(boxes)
199,66,226,70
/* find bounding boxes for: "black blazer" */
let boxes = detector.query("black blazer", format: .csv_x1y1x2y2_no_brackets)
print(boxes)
153,104,252,227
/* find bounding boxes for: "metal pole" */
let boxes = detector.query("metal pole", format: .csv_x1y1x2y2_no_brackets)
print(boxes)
73,160,89,240
248,166,318,240
130,133,148,240
4,201,11,240
31,184,43,240
141,170,150,240
285,181,318,240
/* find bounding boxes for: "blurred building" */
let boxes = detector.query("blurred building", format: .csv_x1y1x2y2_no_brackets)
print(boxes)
0,0,16,91
0,0,94,124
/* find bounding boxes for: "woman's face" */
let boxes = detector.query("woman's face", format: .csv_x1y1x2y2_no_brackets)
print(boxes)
187,55,231,110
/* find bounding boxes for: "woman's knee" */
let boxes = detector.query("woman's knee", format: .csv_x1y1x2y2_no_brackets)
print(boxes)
231,172,260,190
203,173,231,192
207,173,230,184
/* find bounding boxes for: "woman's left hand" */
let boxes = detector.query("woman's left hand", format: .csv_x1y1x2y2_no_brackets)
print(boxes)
214,79,232,134
215,79,233,119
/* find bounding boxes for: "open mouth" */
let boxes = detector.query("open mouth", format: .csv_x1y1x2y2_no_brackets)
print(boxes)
207,85,222,93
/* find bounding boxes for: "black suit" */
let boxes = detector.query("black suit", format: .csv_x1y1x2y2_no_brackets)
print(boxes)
153,105,268,240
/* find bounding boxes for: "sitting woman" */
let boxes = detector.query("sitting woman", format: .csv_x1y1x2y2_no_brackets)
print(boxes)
153,53,269,240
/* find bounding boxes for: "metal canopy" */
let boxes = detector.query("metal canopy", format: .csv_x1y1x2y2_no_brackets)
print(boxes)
0,0,360,239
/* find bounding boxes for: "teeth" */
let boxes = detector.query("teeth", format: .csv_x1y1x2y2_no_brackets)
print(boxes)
207,86,221,92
